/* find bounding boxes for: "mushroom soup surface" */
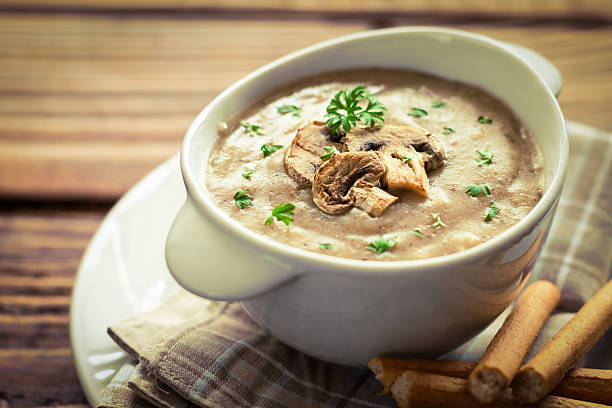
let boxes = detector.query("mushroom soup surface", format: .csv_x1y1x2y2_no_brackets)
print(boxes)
205,69,544,261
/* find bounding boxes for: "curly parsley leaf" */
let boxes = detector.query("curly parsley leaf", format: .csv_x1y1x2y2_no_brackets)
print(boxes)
485,202,500,222
264,203,295,226
242,122,262,136
402,155,412,164
325,86,386,135
432,101,446,108
261,143,283,157
431,213,446,228
408,107,428,118
277,104,301,117
476,147,494,166
478,116,493,124
320,146,340,161
366,237,397,254
319,243,332,250
242,170,254,180
233,189,253,209
466,184,491,197
414,229,424,238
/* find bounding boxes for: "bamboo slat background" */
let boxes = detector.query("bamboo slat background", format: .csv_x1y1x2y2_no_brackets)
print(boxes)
1,2,611,407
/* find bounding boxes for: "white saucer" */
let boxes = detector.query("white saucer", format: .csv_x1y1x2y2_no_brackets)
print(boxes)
70,122,612,405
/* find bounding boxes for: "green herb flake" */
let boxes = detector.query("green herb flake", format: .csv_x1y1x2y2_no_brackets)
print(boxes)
476,147,494,166
471,92,479,99
242,170,254,180
442,127,455,135
242,122,262,136
478,116,493,124
402,155,412,164
366,237,397,254
432,101,446,108
325,85,386,135
414,229,424,238
485,202,501,222
261,143,283,157
319,243,332,250
465,184,491,197
431,213,446,228
320,146,340,161
233,189,253,209
264,203,295,226
408,107,428,118
277,104,301,117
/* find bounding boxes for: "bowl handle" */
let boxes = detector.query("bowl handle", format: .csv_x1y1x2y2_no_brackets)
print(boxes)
165,197,297,300
501,42,562,97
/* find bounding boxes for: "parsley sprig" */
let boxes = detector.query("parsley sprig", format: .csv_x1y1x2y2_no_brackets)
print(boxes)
277,104,301,117
432,101,446,108
402,155,412,164
319,243,332,250
233,189,253,209
431,213,446,228
366,237,397,254
442,127,455,135
261,143,283,157
264,203,295,226
477,147,494,166
408,108,428,118
414,229,424,238
466,184,491,197
242,170,254,180
325,86,386,135
242,122,262,136
485,202,500,222
478,116,493,124
320,146,340,161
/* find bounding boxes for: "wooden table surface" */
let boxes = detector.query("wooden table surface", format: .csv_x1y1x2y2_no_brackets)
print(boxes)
1,2,611,406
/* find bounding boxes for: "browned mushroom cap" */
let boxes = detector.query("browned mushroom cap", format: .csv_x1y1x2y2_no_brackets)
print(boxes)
284,123,345,188
312,151,396,216
343,125,445,171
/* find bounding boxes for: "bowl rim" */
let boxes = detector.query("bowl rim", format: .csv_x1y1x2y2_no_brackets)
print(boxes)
180,26,569,275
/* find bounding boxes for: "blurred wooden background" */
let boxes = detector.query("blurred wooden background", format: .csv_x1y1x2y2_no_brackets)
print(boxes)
1,1,611,406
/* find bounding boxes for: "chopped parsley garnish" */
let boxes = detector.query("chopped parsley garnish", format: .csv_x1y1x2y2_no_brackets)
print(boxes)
325,85,386,135
466,184,491,197
478,116,493,124
319,243,332,250
402,155,412,164
366,237,397,254
485,202,501,222
261,143,283,157
432,101,446,108
471,92,479,99
264,203,295,226
442,127,455,135
431,213,446,228
476,147,494,166
242,170,254,180
408,107,428,118
233,189,253,209
277,104,301,117
414,229,424,238
320,146,340,161
242,122,262,136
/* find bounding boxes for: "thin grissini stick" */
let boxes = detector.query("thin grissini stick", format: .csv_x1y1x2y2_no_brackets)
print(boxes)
467,280,561,403
391,370,609,408
368,357,475,394
513,279,612,404
370,357,612,404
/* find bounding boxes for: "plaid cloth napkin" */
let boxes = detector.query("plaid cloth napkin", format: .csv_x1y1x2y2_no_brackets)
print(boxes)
96,122,612,408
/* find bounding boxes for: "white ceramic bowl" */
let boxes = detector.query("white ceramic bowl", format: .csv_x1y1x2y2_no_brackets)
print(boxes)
166,27,568,366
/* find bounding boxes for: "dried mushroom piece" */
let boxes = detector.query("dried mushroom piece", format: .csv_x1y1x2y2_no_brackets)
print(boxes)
343,125,446,171
284,123,344,188
312,151,395,216
343,125,445,196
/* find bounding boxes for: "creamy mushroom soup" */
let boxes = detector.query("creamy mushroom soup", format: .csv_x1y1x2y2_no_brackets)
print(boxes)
205,69,544,261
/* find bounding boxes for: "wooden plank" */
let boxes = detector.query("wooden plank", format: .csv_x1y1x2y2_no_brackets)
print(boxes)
0,0,610,16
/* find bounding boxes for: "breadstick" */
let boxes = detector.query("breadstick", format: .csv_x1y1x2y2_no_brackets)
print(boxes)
391,370,609,408
467,280,560,403
513,279,612,403
368,357,475,394
370,357,612,404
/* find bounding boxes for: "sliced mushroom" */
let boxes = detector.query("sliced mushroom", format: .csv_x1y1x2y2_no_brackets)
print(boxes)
343,125,446,171
312,151,394,216
284,123,345,188
380,145,430,197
